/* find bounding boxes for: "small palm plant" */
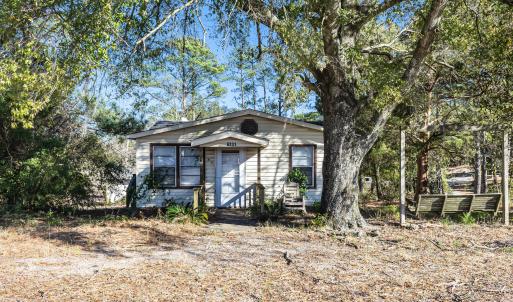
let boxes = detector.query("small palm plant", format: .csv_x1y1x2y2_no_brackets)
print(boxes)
165,202,208,225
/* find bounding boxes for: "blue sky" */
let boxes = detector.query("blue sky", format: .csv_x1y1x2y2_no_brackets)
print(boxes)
104,6,315,120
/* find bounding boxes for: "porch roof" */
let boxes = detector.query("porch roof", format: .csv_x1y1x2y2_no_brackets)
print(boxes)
190,131,269,148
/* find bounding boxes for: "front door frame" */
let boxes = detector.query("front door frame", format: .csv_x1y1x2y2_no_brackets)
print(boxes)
215,148,246,207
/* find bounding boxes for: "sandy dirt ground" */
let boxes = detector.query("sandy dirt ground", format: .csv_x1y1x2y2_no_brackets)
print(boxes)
0,215,512,302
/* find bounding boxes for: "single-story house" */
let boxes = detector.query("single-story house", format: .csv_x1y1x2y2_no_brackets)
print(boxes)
127,109,324,208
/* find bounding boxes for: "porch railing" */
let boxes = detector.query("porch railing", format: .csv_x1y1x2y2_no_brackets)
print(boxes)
241,183,265,209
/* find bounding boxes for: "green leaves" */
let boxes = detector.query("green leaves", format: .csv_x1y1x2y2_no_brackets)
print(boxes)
94,103,147,136
287,168,309,196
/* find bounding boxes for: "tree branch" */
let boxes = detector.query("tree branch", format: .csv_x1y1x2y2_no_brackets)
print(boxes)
321,0,342,59
362,105,396,151
351,0,406,30
236,0,282,32
403,0,449,83
299,73,321,95
135,0,197,49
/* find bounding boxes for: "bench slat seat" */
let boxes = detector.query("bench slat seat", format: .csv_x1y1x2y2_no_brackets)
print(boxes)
416,193,501,217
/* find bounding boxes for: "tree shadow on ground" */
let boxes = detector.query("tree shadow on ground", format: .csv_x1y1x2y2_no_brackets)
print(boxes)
123,223,190,252
36,229,126,257
5,206,190,258
25,222,190,258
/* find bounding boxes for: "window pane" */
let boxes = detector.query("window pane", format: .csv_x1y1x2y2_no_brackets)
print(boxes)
292,146,313,158
154,156,176,167
180,156,200,167
181,167,200,176
180,147,200,186
296,167,313,186
181,176,201,186
292,157,311,166
153,146,176,187
291,146,313,167
154,146,176,157
180,147,200,157
154,167,176,187
291,145,314,186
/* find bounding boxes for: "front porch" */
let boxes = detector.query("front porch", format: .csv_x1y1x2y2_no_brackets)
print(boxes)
191,131,269,208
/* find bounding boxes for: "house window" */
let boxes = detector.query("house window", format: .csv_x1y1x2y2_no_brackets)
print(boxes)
152,146,176,187
290,145,315,187
180,147,201,186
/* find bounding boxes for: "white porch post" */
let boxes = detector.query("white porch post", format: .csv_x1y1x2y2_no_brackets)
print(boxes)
503,131,510,226
400,129,406,226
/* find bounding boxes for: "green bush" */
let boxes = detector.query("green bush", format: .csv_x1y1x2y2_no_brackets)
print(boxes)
0,134,125,212
310,214,327,228
312,201,322,213
375,204,400,220
459,212,476,225
287,168,308,196
164,202,208,225
248,199,282,221
45,210,63,226
263,199,282,218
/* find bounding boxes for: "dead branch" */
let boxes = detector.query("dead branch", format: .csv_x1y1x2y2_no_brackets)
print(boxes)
135,0,197,49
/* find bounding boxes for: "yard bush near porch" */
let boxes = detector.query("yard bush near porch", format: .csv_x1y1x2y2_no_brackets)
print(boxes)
1,205,512,301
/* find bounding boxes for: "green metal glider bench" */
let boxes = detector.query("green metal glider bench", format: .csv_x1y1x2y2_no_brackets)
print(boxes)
415,193,502,217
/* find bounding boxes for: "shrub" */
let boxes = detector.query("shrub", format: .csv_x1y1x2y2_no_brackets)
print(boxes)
459,212,476,225
312,201,322,213
287,168,308,196
0,134,126,212
375,204,400,221
45,210,63,226
263,199,282,218
164,202,208,225
310,214,327,228
248,199,282,221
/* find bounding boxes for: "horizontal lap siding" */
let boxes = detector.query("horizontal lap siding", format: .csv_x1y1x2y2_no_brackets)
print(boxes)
136,189,193,207
135,116,324,207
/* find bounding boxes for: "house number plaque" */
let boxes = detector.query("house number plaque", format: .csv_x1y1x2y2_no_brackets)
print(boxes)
226,141,237,147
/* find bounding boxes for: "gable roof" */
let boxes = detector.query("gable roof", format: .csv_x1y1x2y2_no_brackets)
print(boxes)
190,131,269,147
127,109,323,139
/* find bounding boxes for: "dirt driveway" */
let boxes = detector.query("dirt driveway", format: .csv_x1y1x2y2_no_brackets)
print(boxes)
0,216,512,301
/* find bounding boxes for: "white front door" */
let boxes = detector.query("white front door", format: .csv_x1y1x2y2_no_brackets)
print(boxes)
220,151,240,207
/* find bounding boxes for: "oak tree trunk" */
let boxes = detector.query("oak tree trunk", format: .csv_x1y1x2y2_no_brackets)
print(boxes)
320,99,371,229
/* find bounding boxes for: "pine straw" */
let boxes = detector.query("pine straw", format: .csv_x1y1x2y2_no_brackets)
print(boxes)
1,218,512,301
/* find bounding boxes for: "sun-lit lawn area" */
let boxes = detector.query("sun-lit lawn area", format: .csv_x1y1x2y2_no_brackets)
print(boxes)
0,208,512,301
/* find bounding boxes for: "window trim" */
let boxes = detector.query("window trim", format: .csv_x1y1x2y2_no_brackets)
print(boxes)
150,143,202,189
289,144,317,189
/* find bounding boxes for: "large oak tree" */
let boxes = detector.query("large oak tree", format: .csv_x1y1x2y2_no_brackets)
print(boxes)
231,0,449,228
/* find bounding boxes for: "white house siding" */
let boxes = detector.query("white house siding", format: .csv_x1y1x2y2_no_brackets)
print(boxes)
134,115,324,207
